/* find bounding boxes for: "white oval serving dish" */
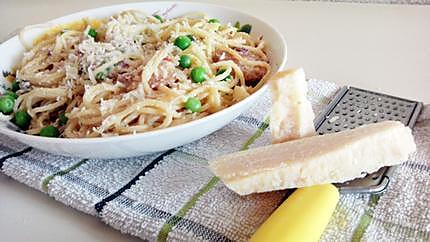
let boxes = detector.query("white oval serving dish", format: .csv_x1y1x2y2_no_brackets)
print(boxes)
0,1,287,159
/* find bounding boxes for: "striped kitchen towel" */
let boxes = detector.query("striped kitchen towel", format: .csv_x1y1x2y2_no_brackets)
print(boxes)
0,79,429,241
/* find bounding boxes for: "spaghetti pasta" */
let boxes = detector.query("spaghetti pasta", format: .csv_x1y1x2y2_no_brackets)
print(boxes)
4,10,271,138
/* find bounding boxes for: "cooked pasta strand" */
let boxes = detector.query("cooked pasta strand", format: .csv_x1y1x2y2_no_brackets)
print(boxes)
10,10,271,137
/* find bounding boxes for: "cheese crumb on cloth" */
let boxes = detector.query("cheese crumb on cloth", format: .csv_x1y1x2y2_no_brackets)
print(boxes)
0,79,429,241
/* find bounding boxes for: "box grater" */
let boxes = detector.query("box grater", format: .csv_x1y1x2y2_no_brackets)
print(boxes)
314,86,423,194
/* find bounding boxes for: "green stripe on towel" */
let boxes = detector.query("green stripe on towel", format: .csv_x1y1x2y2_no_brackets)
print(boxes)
351,194,381,242
42,159,88,192
241,119,269,150
157,117,270,242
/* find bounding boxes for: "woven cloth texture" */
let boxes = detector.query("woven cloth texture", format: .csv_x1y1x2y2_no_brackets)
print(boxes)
0,79,429,241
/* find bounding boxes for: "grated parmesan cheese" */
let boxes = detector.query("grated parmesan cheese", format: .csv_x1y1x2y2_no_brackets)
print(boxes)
104,17,145,55
78,37,123,75
99,98,118,115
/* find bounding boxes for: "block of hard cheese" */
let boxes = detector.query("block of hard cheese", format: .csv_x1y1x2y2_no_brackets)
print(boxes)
269,68,315,143
209,121,416,195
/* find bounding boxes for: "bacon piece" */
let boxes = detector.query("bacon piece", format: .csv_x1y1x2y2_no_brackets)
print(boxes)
241,65,267,84
113,57,179,91
212,48,268,86
116,72,140,91
113,60,143,91
148,59,178,89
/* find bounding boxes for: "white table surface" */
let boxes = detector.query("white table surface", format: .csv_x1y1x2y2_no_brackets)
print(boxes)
0,1,429,241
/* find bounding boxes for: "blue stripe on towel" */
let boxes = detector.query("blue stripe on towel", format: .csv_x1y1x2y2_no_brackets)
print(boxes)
94,149,176,213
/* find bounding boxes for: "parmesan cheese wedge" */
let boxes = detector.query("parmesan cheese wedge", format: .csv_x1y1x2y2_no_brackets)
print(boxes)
269,68,315,143
251,68,336,241
209,121,416,195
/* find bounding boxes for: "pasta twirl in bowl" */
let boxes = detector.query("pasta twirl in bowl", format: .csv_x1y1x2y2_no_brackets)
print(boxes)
0,2,287,158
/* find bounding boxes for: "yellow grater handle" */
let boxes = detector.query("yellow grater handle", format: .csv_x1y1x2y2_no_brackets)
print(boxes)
249,184,340,242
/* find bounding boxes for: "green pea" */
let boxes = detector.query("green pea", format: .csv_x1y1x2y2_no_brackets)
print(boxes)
95,71,106,80
190,67,207,83
4,91,18,99
13,111,31,129
59,112,68,126
234,21,241,29
179,55,192,68
216,69,232,81
238,24,252,34
185,97,201,113
216,69,225,75
174,35,192,50
187,34,195,41
88,28,97,38
95,66,113,81
39,125,60,137
208,18,219,24
11,81,20,92
0,96,15,115
153,14,164,23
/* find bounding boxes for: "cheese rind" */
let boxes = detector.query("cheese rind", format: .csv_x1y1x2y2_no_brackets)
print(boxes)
209,121,416,195
269,68,315,143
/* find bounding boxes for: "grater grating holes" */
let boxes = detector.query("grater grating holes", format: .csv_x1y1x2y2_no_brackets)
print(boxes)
316,87,418,135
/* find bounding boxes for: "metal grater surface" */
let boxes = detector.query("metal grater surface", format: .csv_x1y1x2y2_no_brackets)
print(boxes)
314,86,423,194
